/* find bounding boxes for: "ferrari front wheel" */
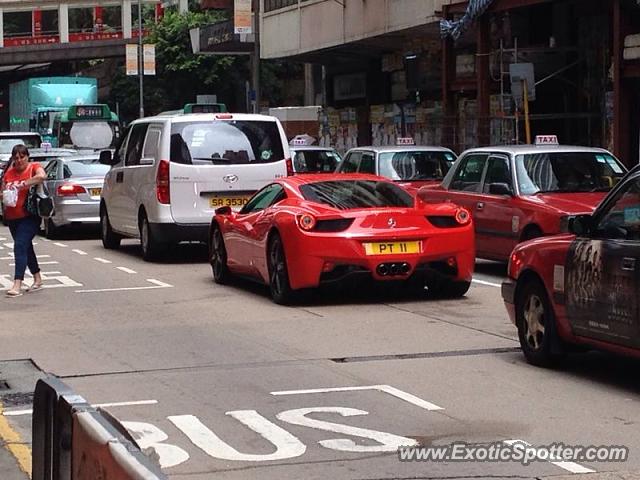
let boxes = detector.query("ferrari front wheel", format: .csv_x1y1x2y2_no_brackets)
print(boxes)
210,225,231,284
268,233,295,305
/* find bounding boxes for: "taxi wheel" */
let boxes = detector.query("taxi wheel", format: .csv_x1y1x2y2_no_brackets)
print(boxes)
268,234,295,305
516,278,563,367
139,214,166,261
44,218,58,240
100,208,121,249
210,225,230,284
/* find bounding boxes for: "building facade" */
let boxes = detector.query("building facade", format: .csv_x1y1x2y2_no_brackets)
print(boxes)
260,0,640,165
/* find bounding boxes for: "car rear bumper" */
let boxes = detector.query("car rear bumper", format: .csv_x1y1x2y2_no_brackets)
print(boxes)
53,201,100,226
149,222,208,243
501,279,517,325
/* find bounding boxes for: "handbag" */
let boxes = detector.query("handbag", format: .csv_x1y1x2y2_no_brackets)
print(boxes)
24,165,54,218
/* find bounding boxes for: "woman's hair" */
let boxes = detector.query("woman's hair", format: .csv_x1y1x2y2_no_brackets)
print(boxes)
11,144,29,158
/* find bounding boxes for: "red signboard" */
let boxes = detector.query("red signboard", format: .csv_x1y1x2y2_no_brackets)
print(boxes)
69,31,123,42
4,35,59,47
33,9,42,36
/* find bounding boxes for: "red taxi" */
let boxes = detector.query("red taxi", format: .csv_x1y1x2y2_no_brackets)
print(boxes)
502,165,640,366
418,137,628,261
209,174,474,304
336,140,457,194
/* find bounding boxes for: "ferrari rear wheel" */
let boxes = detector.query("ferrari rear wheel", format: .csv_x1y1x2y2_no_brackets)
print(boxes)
210,225,230,284
427,279,471,298
268,233,295,305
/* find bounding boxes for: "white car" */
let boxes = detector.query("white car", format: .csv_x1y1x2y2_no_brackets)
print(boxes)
99,112,292,260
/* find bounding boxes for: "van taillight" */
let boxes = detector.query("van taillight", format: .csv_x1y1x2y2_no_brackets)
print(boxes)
286,158,294,176
156,159,170,204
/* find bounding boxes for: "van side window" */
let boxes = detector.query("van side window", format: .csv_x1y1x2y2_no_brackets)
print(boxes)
142,129,161,163
114,127,129,164
125,124,149,167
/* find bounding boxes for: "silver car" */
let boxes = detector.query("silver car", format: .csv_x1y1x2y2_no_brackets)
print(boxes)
42,155,110,238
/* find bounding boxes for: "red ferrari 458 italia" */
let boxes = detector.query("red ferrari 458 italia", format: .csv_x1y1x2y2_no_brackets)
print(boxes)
208,174,475,304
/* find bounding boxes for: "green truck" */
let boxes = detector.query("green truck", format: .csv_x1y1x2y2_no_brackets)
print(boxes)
9,77,98,146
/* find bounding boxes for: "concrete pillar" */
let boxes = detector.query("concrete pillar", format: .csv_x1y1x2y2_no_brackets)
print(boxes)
179,0,188,13
476,14,490,147
0,9,4,48
122,0,132,38
304,63,314,106
59,4,69,43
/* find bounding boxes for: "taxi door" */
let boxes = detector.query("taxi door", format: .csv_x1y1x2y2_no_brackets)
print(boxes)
474,155,519,259
444,153,489,217
565,177,640,348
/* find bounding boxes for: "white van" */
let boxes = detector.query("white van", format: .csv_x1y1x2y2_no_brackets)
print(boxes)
99,112,292,260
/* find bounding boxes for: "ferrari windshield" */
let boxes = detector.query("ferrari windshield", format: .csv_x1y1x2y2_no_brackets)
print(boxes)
299,180,413,210
516,152,626,194
379,150,455,180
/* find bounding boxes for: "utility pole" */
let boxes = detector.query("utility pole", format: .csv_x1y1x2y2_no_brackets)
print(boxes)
138,0,144,118
251,0,260,113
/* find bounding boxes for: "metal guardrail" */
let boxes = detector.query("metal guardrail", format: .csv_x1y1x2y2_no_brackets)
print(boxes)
32,377,166,480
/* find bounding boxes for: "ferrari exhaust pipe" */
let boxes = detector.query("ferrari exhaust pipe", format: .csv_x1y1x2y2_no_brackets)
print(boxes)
390,264,400,275
400,263,410,274
377,264,389,276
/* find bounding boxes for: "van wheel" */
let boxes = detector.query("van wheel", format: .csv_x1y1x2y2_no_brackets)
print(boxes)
268,234,295,305
140,214,166,261
210,225,231,284
44,218,59,240
100,208,121,249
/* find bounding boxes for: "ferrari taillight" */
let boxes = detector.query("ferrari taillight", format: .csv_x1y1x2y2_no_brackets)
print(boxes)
455,208,471,225
297,214,316,231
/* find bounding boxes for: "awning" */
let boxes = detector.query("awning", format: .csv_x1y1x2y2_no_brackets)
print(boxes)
440,0,495,40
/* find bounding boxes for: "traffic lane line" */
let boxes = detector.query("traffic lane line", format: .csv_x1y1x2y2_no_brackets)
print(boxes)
472,278,502,288
75,279,173,293
72,249,87,255
503,440,595,474
116,267,137,274
3,399,159,417
0,403,31,477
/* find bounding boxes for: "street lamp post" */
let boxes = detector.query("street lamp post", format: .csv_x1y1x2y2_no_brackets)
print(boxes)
138,0,144,118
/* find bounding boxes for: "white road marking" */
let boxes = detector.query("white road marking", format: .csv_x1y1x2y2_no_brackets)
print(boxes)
271,385,443,411
117,267,137,274
147,279,173,287
93,257,112,264
3,399,158,417
72,249,87,255
3,243,13,248
472,278,502,288
52,242,68,247
503,440,596,474
169,411,306,462
122,422,190,469
75,279,173,293
10,261,58,266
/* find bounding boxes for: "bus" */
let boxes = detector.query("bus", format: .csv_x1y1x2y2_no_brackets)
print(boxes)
52,104,121,150
159,103,228,116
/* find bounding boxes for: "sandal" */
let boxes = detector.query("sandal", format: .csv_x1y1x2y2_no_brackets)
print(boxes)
25,283,43,293
6,289,23,297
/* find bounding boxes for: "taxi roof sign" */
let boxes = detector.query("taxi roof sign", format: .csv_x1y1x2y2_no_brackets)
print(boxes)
396,137,415,146
290,134,315,146
535,135,559,145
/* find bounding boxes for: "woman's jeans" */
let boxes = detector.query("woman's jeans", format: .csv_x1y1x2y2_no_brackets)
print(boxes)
6,216,40,281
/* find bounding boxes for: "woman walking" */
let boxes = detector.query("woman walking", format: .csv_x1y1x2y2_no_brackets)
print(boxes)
1,144,46,297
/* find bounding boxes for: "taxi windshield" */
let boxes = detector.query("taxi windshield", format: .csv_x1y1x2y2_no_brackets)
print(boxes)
378,151,455,181
299,180,413,210
515,152,626,194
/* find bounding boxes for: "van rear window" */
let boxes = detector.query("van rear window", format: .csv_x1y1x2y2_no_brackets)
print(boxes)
170,121,285,165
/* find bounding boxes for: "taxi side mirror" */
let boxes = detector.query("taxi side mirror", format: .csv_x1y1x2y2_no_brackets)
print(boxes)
569,214,593,236
99,150,113,165
488,182,513,196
